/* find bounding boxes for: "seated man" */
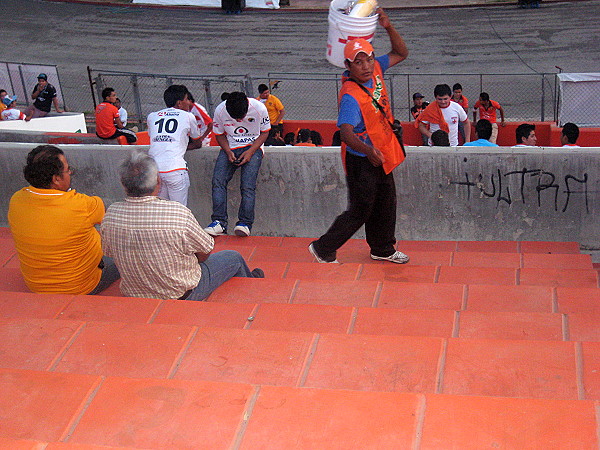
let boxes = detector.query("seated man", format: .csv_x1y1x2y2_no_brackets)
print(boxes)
95,87,137,144
294,128,316,146
561,122,580,147
101,149,264,301
513,123,538,147
462,119,499,147
8,145,119,294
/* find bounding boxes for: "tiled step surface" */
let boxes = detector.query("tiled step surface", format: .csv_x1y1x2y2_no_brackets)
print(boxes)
0,368,597,449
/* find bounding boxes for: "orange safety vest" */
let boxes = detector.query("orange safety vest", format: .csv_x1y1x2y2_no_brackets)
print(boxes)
339,62,405,174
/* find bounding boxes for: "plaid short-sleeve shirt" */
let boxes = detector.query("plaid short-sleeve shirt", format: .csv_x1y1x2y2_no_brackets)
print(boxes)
101,196,214,299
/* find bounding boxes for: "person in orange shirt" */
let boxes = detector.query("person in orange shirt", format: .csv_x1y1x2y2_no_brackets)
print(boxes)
8,145,120,295
0,89,8,119
95,87,137,143
452,83,469,144
473,92,505,144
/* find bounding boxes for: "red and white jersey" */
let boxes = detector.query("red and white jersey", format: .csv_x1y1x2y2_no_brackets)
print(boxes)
190,102,212,146
1,108,25,121
147,107,201,172
213,97,270,151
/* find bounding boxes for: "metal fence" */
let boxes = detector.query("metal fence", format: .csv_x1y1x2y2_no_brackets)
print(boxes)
0,62,65,109
89,67,558,127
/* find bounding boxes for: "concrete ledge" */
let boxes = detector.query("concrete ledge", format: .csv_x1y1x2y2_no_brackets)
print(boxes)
1,143,598,254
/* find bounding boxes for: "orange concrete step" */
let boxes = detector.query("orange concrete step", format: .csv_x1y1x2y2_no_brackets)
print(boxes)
0,368,597,448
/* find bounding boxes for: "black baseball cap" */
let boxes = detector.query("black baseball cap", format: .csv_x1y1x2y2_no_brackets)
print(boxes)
413,92,424,100
37,73,48,80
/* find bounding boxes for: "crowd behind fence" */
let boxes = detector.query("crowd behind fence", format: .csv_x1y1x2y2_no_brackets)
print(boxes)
90,68,559,128
0,62,66,110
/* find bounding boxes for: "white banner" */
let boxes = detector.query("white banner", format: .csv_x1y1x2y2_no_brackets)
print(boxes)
132,0,280,8
558,72,600,127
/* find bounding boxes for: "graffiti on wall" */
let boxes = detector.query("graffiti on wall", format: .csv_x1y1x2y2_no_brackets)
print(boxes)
450,168,589,213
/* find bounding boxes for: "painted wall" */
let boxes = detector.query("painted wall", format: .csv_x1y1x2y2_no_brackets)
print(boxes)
1,143,598,253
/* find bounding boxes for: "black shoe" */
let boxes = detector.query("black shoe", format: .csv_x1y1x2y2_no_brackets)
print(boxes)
251,268,265,278
308,241,339,263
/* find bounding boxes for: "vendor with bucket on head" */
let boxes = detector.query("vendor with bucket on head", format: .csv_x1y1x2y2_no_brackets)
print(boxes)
309,8,410,265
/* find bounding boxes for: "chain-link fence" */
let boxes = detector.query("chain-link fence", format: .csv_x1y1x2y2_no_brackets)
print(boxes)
89,68,559,127
556,73,600,127
267,72,558,122
0,62,65,109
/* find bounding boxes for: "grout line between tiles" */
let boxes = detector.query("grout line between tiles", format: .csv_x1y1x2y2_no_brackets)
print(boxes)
59,375,106,442
246,246,258,262
452,311,460,338
562,314,570,341
435,339,448,394
355,264,364,281
244,304,260,330
515,268,521,285
347,307,359,334
372,281,382,308
297,333,320,387
230,384,261,450
519,252,524,268
52,295,78,319
46,322,87,372
146,299,166,324
412,394,427,450
281,262,290,279
516,241,522,254
288,279,300,304
575,341,585,400
433,266,440,283
461,285,469,311
594,401,600,449
551,287,558,313
449,251,455,266
166,326,198,379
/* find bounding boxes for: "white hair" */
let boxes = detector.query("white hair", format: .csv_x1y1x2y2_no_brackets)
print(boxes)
119,149,158,197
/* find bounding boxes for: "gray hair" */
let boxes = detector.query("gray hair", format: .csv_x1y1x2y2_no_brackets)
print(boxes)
120,149,158,197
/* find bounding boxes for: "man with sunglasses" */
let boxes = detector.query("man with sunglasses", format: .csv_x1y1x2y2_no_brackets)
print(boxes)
309,8,410,264
8,145,119,295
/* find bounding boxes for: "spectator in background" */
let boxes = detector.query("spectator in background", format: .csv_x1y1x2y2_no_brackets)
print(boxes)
204,92,270,238
473,92,505,144
257,83,285,133
188,92,214,147
295,128,316,146
147,85,202,206
8,145,119,295
284,132,296,146
410,92,429,145
417,84,470,147
24,73,64,121
265,128,285,146
513,123,537,147
95,87,137,144
331,130,341,146
561,122,580,147
1,95,25,120
462,119,499,147
431,129,450,146
114,98,128,127
452,83,469,144
310,130,323,146
0,89,8,118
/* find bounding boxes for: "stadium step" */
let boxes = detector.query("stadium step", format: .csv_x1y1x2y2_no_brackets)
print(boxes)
1,227,599,448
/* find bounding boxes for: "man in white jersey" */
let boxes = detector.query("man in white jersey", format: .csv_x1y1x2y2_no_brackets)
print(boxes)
417,84,470,147
204,92,270,237
188,92,214,147
147,85,202,206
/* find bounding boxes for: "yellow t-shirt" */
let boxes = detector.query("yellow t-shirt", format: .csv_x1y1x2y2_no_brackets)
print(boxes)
8,187,105,294
0,103,6,119
257,94,284,125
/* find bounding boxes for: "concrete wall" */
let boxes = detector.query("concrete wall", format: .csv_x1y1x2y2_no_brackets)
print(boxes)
1,143,598,253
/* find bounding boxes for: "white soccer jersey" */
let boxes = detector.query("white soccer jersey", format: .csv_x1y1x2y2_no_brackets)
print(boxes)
213,97,270,150
422,102,467,146
147,107,201,172
1,108,24,121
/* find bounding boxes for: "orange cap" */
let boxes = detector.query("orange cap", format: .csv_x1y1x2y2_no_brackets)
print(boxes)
344,38,374,62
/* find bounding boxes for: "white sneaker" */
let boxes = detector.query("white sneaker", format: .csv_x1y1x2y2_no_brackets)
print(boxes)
204,221,226,236
234,224,251,237
370,250,410,264
308,242,339,263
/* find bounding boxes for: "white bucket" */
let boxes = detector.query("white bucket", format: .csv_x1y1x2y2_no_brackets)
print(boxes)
326,0,378,68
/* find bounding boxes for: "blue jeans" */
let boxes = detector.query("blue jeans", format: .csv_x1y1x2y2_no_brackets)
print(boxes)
187,250,253,301
211,146,263,230
88,256,121,295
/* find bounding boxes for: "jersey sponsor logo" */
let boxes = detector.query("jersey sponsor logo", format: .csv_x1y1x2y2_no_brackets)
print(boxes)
261,117,270,125
157,111,180,117
248,117,255,122
235,136,257,144
152,135,175,142
234,126,249,135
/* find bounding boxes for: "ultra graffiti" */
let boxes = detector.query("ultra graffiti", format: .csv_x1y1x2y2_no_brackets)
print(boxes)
450,168,589,213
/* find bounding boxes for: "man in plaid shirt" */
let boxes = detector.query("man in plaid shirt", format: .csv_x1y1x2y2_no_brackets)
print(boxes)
101,149,264,301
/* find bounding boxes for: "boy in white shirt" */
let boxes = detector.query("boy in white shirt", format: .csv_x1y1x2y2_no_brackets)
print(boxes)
1,95,25,121
115,98,128,127
204,92,270,237
147,85,202,206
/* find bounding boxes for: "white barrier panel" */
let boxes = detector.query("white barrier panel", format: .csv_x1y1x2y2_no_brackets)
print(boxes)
0,113,87,133
132,0,280,8
558,72,600,127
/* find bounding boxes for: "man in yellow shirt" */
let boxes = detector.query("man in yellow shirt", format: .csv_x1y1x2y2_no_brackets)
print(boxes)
0,90,8,119
257,84,285,133
8,145,119,295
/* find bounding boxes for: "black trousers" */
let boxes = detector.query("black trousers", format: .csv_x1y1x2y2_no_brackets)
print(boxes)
314,152,397,258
